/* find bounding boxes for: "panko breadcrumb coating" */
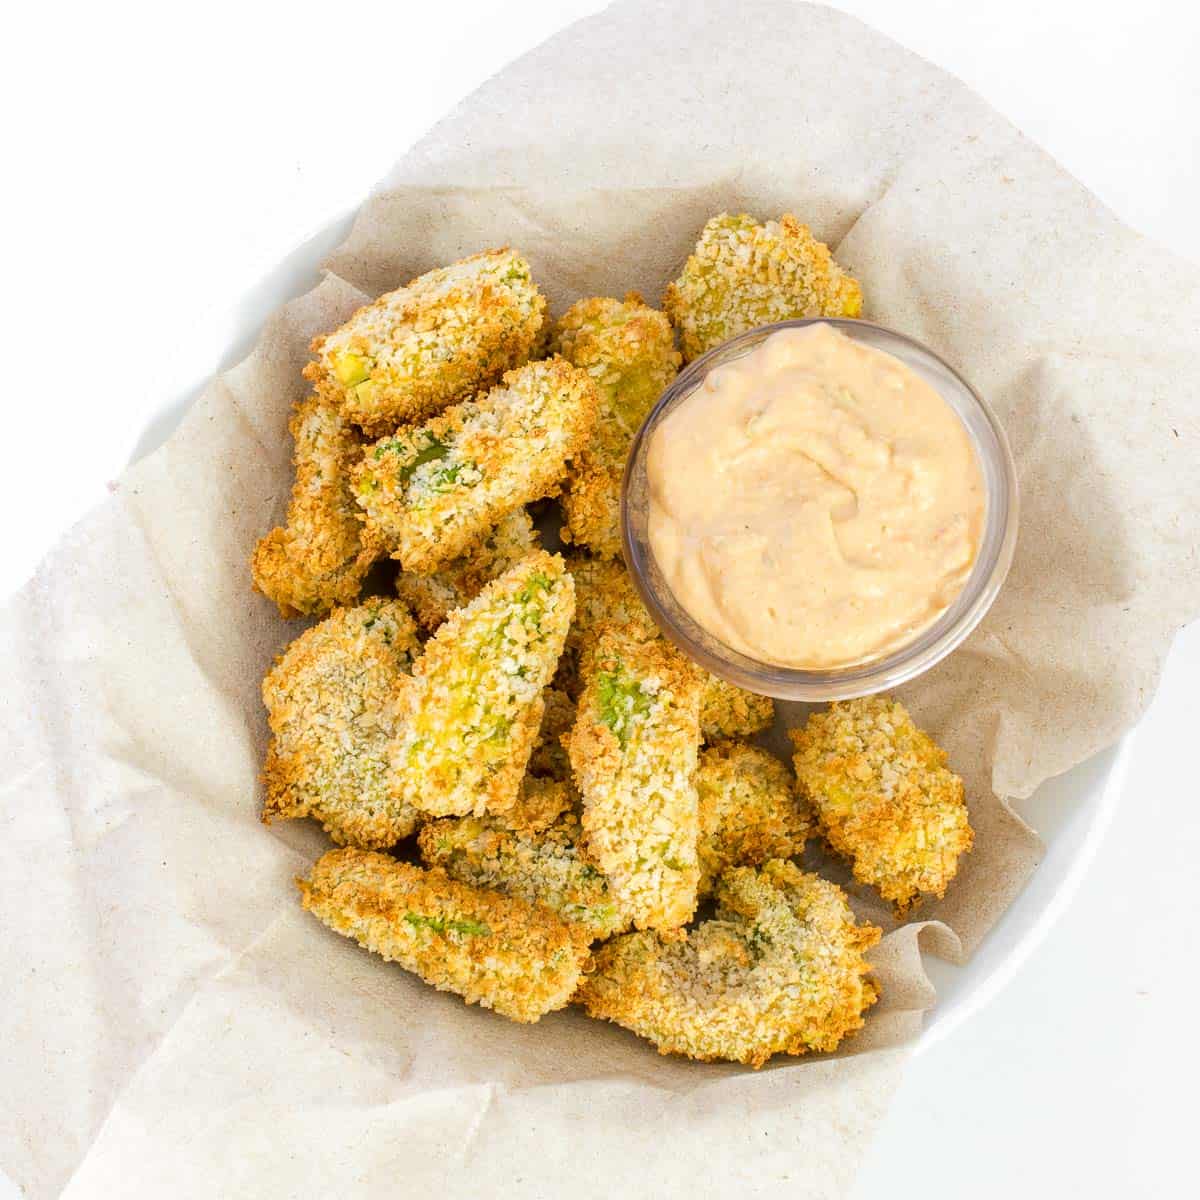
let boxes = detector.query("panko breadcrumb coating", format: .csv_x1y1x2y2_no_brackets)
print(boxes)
251,395,375,618
262,599,423,848
305,249,546,435
663,213,863,362
299,848,590,1024
563,555,658,659
505,774,575,833
577,860,880,1066
527,685,577,783
699,679,775,742
419,802,627,941
790,697,973,914
567,627,705,931
563,555,774,738
552,294,681,557
352,358,598,574
696,742,811,896
390,551,574,819
395,508,538,632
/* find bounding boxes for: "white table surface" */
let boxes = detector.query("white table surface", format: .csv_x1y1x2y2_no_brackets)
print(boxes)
3,2,1196,1196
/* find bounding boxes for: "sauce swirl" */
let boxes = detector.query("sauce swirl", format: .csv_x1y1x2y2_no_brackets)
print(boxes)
646,323,985,669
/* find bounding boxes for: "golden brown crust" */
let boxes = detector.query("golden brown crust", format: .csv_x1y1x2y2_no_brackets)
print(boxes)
250,395,375,618
552,295,681,558
567,627,705,932
299,848,591,1023
394,508,539,633
562,555,773,739
389,552,574,818
699,678,775,742
696,742,811,895
526,685,577,783
261,598,423,847
663,213,864,362
790,696,973,914
418,801,627,940
352,358,599,573
577,861,880,1066
305,249,547,435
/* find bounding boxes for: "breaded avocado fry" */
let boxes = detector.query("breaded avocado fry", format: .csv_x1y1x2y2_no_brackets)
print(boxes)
251,395,375,618
563,555,658,658
663,213,863,361
699,679,775,742
419,803,627,941
353,358,598,574
552,294,681,558
577,860,880,1066
299,848,591,1023
395,507,539,633
790,696,973,914
567,627,705,932
696,742,811,895
305,249,546,435
563,555,774,739
261,598,423,848
390,551,574,818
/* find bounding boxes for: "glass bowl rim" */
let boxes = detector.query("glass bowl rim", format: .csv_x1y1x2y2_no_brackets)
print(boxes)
619,316,1020,702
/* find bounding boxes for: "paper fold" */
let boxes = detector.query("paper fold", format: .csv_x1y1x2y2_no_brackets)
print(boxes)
4,3,1198,1196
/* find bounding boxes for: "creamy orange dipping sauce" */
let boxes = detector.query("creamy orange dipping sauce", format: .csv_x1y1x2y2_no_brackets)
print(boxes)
646,323,985,669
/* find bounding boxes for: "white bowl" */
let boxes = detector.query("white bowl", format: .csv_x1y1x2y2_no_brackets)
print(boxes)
134,210,1125,1049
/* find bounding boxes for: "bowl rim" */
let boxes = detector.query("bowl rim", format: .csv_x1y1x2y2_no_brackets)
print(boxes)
620,316,1021,701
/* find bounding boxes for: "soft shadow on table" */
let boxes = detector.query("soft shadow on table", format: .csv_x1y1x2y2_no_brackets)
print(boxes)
127,211,357,465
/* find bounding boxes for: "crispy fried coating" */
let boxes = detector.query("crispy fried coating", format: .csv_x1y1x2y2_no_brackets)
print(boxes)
505,774,575,833
395,508,538,633
567,627,705,931
299,848,590,1023
305,249,546,435
577,860,880,1066
562,555,774,738
261,598,423,847
552,294,681,558
790,697,973,914
562,555,658,669
353,358,598,574
699,679,775,742
389,551,574,819
527,685,577,783
251,395,375,618
696,742,811,896
663,213,864,362
419,800,627,941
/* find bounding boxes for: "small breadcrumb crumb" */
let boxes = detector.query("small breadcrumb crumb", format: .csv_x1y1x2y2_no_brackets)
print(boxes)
261,598,423,848
663,213,863,362
395,508,539,632
389,551,574,818
305,249,546,435
567,626,705,932
299,848,591,1023
696,742,811,895
790,696,973,914
251,395,375,618
577,860,880,1066
352,358,598,574
552,294,681,557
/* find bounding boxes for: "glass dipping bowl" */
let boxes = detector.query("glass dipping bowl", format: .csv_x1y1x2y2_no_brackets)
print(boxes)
621,318,1019,701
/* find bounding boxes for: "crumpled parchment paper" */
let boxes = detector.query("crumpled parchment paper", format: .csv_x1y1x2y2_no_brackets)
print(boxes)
2,3,1197,1197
